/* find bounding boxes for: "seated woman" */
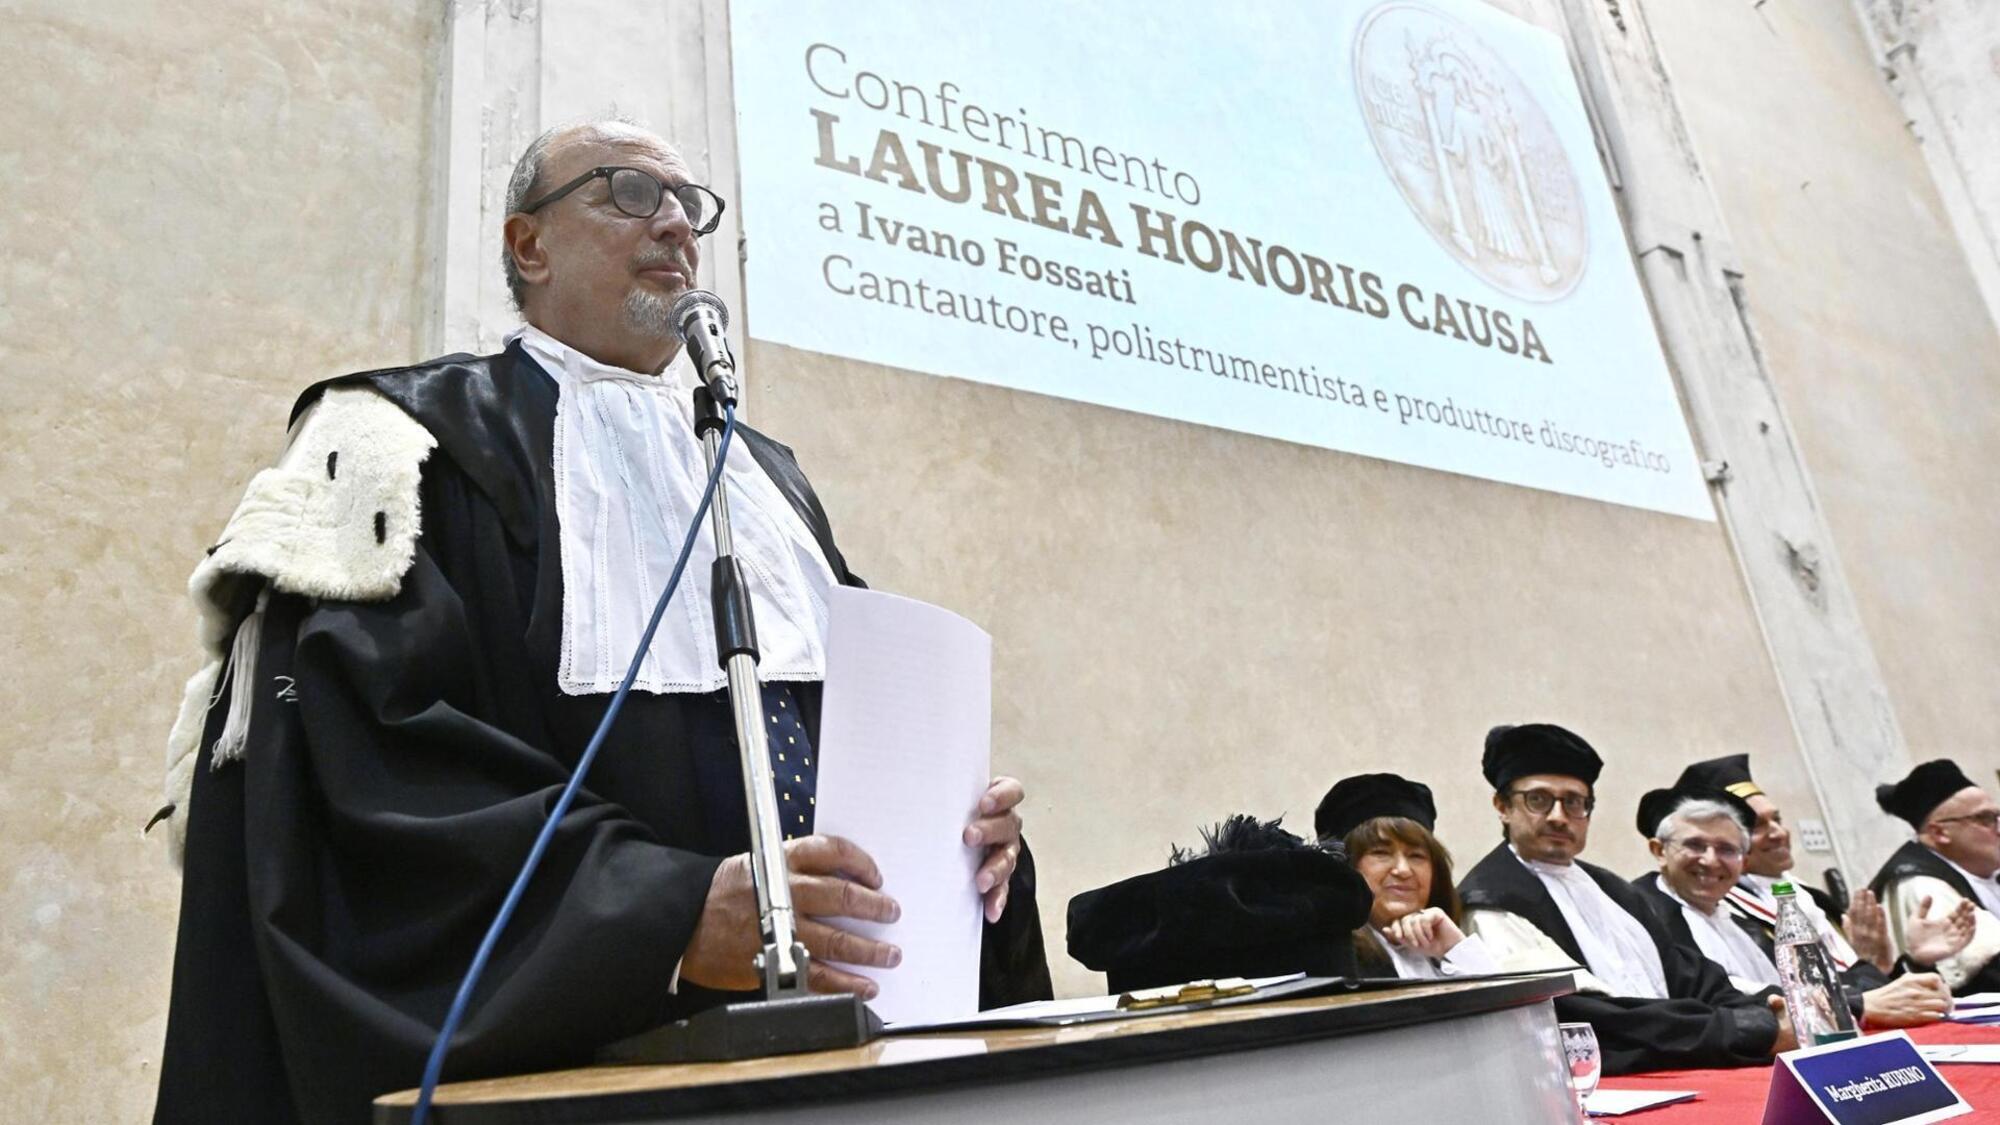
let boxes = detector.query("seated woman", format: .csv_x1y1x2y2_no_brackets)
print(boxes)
1316,772,1500,979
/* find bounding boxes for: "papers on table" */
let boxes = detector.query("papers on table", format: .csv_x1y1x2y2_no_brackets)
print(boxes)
888,973,1316,1033
1947,994,2000,1025
1584,1089,1697,1116
813,587,992,1027
1920,1044,2000,1064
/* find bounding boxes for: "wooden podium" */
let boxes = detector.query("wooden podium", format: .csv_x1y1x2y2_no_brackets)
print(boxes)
376,974,1579,1124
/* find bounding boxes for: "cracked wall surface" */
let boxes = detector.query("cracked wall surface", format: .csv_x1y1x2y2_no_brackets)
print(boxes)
1646,0,2000,778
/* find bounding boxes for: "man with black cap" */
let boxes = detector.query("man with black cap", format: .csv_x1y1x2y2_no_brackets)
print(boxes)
1458,723,1794,1072
1871,759,2000,993
1632,786,1951,1027
1631,786,1780,993
1676,754,1972,986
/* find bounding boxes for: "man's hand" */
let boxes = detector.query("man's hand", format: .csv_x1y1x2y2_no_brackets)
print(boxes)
680,835,902,998
1906,894,1978,966
1860,972,1952,1028
1382,907,1468,959
965,776,1025,923
1768,995,1799,1055
1844,888,1895,973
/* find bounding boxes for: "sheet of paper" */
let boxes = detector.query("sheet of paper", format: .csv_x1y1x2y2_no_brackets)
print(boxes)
1584,1089,1697,1116
812,587,991,1026
1952,993,2000,1009
1920,1044,2000,1064
889,973,1309,1031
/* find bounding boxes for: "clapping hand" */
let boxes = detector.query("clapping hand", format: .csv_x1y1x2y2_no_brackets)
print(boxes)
1844,889,1895,973
1906,894,1978,967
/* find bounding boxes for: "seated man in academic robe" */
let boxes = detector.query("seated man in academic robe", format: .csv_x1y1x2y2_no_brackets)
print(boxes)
1672,754,1972,995
1871,760,2000,994
1631,786,1951,1027
149,120,1050,1125
1458,723,1795,1073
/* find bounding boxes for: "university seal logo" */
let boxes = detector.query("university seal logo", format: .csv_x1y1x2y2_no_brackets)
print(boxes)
1354,2,1587,301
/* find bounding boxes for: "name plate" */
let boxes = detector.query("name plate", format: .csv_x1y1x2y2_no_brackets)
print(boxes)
1762,1032,1971,1124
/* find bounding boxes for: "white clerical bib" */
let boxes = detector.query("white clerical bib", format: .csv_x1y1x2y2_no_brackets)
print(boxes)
1520,851,1671,999
1666,883,1782,988
520,325,837,695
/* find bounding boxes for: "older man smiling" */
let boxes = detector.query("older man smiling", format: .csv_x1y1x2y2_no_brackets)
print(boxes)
1632,786,1951,1029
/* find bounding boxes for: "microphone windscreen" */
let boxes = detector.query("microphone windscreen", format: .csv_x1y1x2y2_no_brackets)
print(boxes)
669,288,729,338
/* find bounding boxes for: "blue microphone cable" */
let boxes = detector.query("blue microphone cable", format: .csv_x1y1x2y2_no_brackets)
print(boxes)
409,407,738,1125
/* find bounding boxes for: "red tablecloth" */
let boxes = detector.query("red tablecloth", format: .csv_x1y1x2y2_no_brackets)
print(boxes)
1597,1022,2000,1120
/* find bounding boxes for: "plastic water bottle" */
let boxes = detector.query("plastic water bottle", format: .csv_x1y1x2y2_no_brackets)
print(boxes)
1772,881,1858,1047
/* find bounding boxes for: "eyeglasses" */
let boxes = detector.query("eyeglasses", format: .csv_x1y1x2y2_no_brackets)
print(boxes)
1933,811,2000,831
1668,837,1745,862
519,166,726,235
1508,789,1595,819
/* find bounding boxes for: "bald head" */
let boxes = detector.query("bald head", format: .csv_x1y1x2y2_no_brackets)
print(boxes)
1922,784,2000,878
499,119,704,374
503,121,687,306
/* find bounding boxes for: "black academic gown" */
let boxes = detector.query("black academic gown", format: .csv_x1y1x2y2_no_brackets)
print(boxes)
153,347,1052,1125
1871,840,2000,992
1630,873,1884,1020
1459,845,1779,1074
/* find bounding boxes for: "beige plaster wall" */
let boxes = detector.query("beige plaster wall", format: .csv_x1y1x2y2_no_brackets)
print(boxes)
0,1,439,1119
746,342,1802,998
1646,2,2000,780
11,0,1995,1117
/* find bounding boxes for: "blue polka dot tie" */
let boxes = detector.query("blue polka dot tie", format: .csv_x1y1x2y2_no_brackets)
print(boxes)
763,681,817,840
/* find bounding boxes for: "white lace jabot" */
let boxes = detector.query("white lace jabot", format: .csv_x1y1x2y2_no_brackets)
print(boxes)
515,324,837,695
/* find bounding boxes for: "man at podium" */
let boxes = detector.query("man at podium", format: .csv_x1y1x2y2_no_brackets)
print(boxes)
148,120,1050,1125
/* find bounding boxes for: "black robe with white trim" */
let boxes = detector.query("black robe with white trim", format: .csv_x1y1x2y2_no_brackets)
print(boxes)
151,346,1051,1125
1459,844,1779,1074
1870,840,2000,993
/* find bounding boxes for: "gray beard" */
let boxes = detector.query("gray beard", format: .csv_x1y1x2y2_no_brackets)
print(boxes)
623,288,676,340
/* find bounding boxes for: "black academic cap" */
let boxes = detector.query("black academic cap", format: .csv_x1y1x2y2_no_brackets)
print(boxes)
1636,784,1757,840
1066,819,1372,993
1675,754,1764,801
1482,723,1603,790
1876,759,1979,830
1314,773,1437,842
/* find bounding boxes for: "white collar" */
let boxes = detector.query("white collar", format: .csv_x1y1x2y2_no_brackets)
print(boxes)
519,322,838,695
1934,848,2000,902
513,322,692,389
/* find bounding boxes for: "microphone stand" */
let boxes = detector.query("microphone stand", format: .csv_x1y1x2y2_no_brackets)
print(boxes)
598,339,880,1064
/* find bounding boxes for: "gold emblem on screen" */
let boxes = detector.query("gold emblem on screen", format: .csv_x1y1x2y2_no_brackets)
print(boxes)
1354,2,1587,302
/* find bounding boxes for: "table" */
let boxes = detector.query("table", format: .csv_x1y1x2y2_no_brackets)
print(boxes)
1599,1022,2000,1120
376,975,1578,1123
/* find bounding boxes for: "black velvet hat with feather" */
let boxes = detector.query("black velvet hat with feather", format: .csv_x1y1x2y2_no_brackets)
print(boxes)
1066,814,1373,993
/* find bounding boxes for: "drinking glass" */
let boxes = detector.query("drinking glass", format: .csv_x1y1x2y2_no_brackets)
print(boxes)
1559,1021,1602,1116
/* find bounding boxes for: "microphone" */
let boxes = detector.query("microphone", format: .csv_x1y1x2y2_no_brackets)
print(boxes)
671,289,738,404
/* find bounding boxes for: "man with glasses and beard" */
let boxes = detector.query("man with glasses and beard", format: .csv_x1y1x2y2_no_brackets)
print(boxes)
1871,759,2000,994
150,121,1049,1125
1458,724,1796,1073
